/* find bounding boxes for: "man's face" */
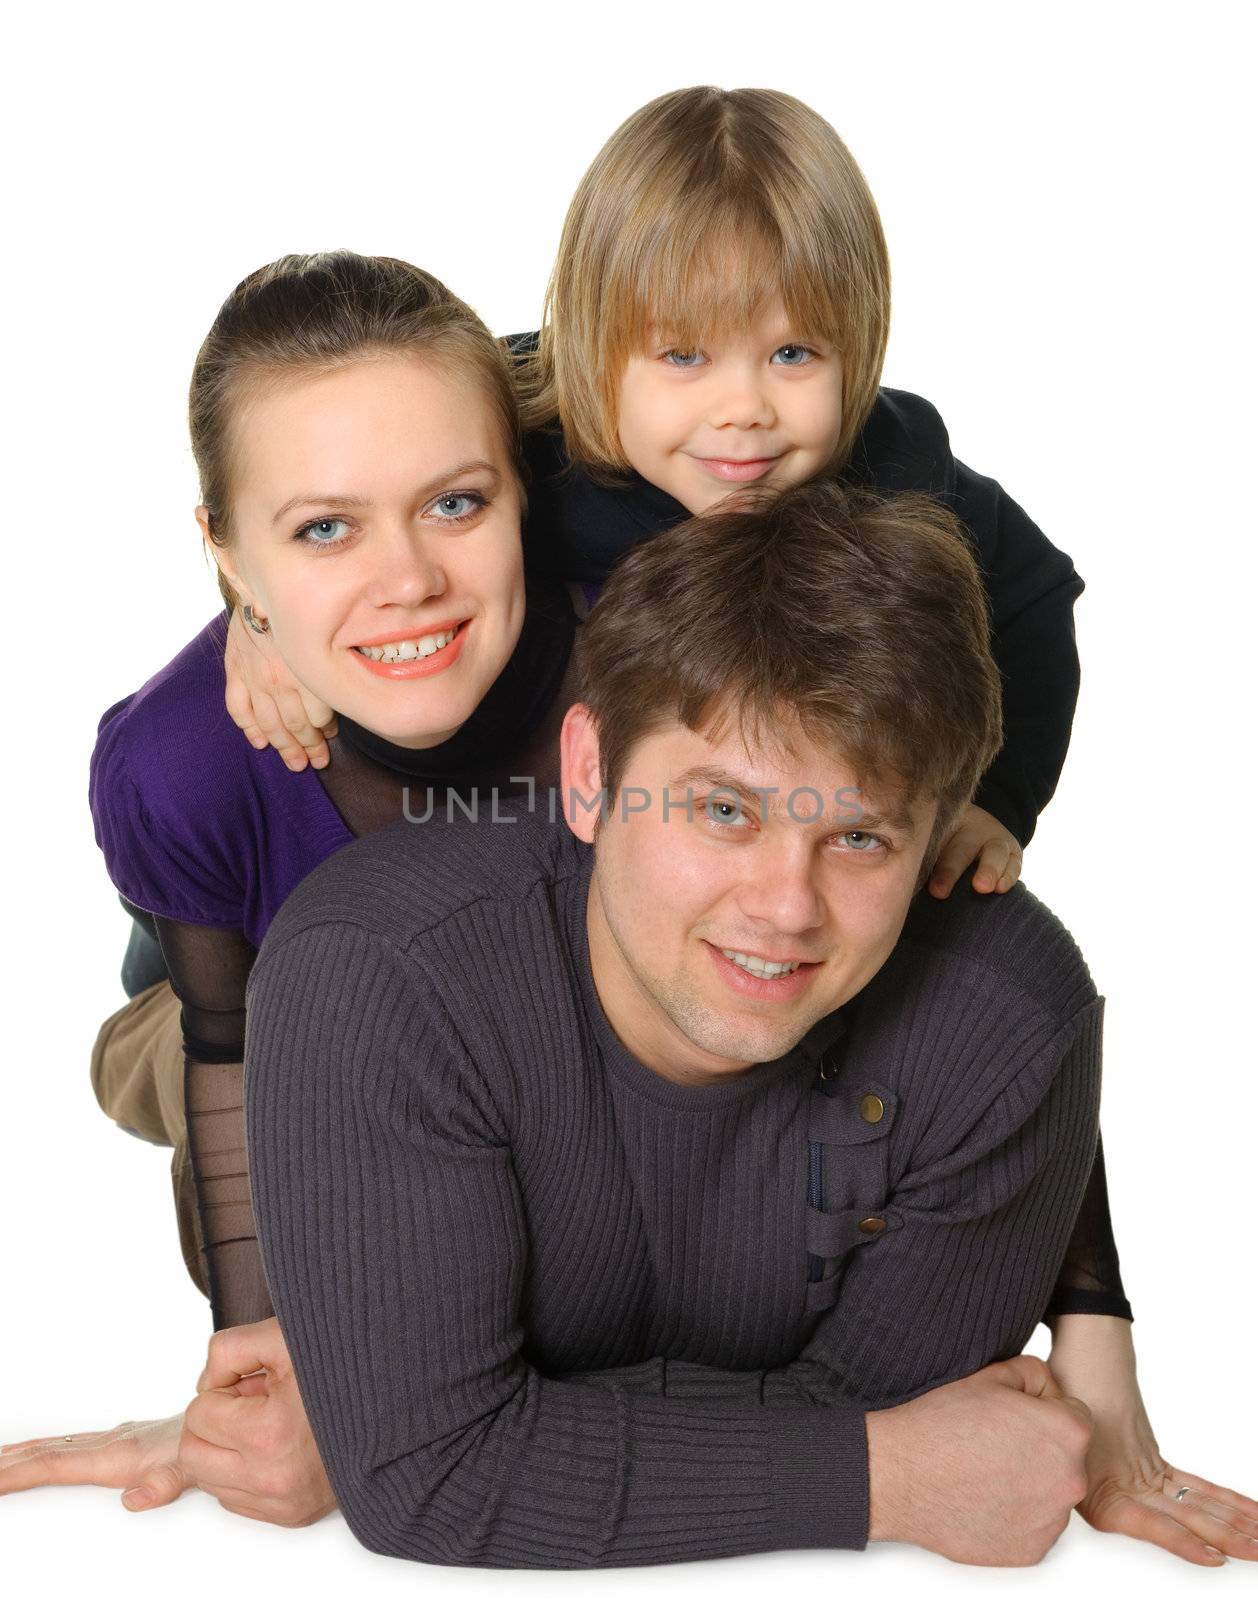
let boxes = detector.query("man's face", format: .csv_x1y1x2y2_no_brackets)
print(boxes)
562,706,938,1086
615,296,845,516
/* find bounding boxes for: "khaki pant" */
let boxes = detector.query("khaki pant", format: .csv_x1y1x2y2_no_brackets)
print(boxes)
90,981,210,1298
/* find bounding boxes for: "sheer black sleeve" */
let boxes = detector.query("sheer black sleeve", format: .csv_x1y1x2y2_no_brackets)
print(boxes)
152,914,273,1330
1044,1133,1132,1322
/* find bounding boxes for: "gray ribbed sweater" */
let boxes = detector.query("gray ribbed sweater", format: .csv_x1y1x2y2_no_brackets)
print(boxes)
245,804,1103,1569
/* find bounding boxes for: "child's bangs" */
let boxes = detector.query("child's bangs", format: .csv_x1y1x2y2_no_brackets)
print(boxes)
607,202,839,359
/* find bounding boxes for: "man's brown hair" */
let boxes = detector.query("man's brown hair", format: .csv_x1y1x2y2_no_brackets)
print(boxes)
576,479,1003,863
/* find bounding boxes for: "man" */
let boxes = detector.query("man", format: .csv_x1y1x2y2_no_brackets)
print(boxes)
2,482,1100,1563
239,480,1099,1566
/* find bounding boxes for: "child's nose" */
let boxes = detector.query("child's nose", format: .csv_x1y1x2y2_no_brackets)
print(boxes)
710,366,776,430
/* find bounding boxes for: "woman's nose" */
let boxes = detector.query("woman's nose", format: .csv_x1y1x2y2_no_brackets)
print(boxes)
363,528,447,609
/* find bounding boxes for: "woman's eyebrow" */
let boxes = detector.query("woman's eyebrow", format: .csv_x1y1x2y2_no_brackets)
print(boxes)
271,460,500,525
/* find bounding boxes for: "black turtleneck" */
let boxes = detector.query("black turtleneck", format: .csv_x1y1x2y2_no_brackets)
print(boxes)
517,377,1083,853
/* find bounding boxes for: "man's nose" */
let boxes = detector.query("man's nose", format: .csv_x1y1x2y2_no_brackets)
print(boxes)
709,363,776,431
734,833,826,935
363,525,448,609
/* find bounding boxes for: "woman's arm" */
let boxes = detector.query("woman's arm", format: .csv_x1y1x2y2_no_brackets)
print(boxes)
152,915,272,1330
1047,1313,1258,1565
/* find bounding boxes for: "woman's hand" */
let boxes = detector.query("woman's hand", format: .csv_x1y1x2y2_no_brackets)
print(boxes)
0,1415,190,1510
1049,1314,1258,1565
928,803,1023,899
0,1318,336,1528
224,605,337,772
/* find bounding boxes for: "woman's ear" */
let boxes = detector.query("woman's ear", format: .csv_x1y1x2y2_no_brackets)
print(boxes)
559,703,605,842
196,506,257,611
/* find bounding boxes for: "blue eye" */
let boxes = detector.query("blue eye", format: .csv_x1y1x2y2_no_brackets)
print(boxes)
771,344,814,366
295,516,352,550
429,491,487,522
840,830,882,852
663,349,707,369
706,797,752,829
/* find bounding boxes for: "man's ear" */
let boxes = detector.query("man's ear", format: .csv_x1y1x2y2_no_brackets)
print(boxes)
196,506,257,610
559,703,604,843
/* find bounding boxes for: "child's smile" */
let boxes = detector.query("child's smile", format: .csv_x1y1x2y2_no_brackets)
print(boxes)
616,298,845,515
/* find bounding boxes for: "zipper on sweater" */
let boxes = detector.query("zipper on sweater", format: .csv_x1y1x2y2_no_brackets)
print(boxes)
806,1138,824,1283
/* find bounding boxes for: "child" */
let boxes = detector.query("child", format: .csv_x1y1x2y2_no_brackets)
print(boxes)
235,88,1075,906
78,99,1258,1568
219,86,1130,1366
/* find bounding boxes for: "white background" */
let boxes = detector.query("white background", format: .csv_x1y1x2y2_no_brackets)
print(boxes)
2,1,1253,1594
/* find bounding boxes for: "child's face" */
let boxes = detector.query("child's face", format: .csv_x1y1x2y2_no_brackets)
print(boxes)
616,298,845,515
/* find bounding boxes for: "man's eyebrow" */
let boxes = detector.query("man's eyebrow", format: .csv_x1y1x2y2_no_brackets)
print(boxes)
669,765,915,832
271,460,500,526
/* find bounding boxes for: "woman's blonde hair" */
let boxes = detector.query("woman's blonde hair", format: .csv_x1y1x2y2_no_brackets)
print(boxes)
191,252,521,610
519,87,891,476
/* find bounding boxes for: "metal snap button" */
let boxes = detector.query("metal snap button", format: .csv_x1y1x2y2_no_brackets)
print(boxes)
859,1093,885,1124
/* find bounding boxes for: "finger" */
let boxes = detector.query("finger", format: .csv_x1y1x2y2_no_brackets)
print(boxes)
1159,1481,1258,1554
1090,1497,1228,1565
995,846,1024,891
270,685,332,768
122,1461,194,1512
177,1427,253,1493
2,1430,110,1454
204,1321,287,1391
224,681,270,749
0,1438,128,1492
248,694,311,770
971,841,1013,895
185,1389,267,1452
986,1353,1060,1397
1164,1470,1258,1520
928,835,978,899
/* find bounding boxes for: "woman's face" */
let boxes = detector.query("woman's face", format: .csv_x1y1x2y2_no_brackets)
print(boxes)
208,354,525,748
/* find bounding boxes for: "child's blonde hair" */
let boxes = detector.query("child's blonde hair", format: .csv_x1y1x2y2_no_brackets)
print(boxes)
520,86,891,476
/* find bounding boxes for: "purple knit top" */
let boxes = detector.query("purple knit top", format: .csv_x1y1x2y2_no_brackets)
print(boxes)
89,615,353,949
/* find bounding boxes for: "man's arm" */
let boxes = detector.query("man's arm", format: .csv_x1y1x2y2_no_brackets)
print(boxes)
246,921,868,1568
245,913,1108,1568
568,997,1105,1411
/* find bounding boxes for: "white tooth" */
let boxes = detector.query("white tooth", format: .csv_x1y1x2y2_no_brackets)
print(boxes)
416,637,438,658
396,640,419,661
381,644,399,663
721,948,800,978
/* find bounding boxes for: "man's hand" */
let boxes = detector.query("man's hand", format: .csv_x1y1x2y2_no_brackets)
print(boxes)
225,604,336,772
0,1318,335,1529
1049,1314,1258,1566
866,1354,1092,1565
928,803,1023,899
181,1316,336,1526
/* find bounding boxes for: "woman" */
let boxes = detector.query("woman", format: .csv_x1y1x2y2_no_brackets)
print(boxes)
1,250,1252,1566
89,249,582,1330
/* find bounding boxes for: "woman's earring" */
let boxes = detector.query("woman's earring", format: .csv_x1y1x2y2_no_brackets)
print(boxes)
242,605,270,635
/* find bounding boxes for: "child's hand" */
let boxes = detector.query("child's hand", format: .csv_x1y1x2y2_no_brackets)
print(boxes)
928,803,1023,899
224,606,337,772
